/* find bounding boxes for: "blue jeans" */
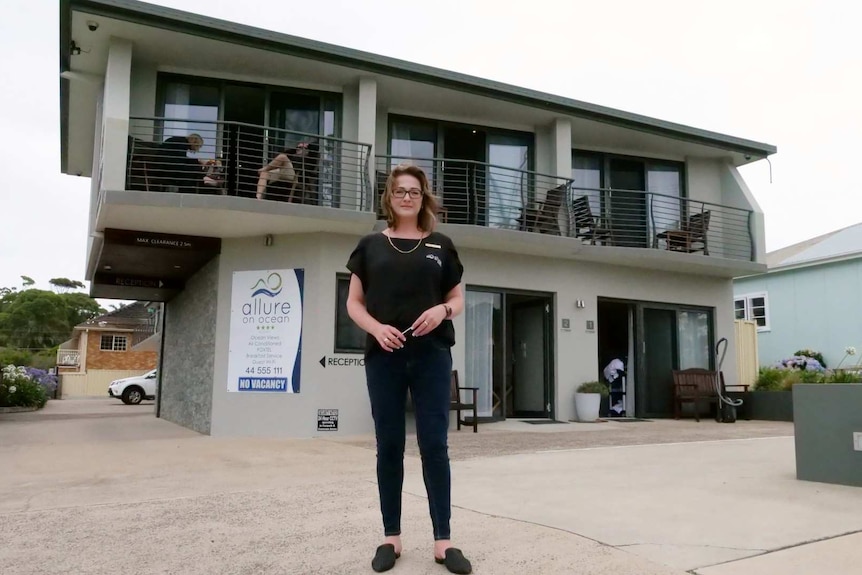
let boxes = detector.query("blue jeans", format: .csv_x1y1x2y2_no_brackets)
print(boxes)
365,338,452,540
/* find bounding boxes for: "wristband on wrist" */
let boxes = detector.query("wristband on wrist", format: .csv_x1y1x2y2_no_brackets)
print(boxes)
442,303,452,319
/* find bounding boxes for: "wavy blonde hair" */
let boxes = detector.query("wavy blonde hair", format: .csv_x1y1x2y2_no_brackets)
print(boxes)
381,163,439,232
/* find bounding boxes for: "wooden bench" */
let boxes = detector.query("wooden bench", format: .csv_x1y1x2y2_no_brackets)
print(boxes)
672,368,720,421
673,368,751,421
407,370,478,433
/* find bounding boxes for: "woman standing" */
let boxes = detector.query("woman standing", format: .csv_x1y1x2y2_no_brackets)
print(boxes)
346,164,472,574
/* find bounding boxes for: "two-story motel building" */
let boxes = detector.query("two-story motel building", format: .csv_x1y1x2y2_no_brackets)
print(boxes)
60,0,776,436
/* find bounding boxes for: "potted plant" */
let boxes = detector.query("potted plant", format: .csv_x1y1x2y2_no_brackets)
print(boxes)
574,381,609,422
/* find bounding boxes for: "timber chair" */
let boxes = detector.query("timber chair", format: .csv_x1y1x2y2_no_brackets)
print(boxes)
406,370,478,432
127,138,161,191
450,370,478,432
571,195,613,245
656,209,711,255
518,183,567,235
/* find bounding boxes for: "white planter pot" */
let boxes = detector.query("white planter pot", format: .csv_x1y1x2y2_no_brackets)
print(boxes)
574,392,602,422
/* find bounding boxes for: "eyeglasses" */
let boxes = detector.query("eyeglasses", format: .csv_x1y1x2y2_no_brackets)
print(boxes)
393,188,423,199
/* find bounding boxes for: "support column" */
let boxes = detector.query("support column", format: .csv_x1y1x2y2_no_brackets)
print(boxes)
551,117,572,179
357,77,377,155
101,37,133,192
357,77,378,210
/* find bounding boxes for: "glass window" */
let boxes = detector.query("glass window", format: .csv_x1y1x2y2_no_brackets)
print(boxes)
487,134,531,230
335,275,365,353
735,293,769,330
390,119,437,184
648,162,683,238
734,299,746,320
100,335,128,352
678,310,710,369
749,297,767,328
269,92,321,150
465,291,502,417
572,153,603,217
162,82,220,160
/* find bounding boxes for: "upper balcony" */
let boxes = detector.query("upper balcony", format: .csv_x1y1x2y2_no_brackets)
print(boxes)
104,116,374,231
374,155,757,272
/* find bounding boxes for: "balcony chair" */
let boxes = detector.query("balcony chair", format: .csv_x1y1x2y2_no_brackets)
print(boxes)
571,195,613,245
656,209,711,255
518,183,566,235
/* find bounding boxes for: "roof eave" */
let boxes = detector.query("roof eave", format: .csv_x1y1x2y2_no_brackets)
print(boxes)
64,0,777,158
769,252,862,274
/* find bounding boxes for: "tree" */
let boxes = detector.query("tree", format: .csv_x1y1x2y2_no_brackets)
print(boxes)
0,285,106,351
49,278,86,293
62,292,104,327
0,290,72,349
20,276,34,287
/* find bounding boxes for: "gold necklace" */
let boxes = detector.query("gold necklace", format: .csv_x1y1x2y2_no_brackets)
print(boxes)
385,230,425,254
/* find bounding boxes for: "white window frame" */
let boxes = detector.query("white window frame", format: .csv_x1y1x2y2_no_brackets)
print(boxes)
100,334,128,352
733,292,770,332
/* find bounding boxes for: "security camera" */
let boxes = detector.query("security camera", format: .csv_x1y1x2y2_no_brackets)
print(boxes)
87,20,99,31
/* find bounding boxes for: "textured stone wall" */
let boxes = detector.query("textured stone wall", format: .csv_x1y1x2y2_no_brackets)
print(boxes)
159,257,219,434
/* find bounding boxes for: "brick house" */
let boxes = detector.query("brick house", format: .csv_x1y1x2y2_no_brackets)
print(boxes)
58,302,160,397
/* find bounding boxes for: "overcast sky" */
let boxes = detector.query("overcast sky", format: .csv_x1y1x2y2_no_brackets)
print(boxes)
1,0,860,299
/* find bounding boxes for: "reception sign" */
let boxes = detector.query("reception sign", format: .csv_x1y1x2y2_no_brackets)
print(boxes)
228,269,304,393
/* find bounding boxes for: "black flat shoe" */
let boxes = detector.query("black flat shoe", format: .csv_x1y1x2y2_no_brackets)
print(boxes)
372,543,400,572
434,548,472,574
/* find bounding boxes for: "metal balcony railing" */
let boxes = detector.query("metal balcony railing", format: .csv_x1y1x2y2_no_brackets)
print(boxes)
375,156,755,261
375,155,572,231
570,186,754,261
125,117,373,211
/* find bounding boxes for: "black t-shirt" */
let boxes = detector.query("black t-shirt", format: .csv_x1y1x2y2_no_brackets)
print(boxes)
346,231,464,353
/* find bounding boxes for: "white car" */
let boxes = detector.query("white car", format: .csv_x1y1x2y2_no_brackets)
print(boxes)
108,369,158,405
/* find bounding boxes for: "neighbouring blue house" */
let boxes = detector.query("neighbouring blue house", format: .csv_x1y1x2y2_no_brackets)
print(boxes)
733,222,862,369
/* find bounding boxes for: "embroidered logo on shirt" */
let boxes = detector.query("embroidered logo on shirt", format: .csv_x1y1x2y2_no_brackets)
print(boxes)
426,254,442,267
425,243,441,249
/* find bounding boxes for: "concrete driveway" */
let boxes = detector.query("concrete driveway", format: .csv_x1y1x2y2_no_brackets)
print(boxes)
1,400,860,575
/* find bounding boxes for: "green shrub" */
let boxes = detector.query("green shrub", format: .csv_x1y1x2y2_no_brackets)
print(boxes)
0,348,33,368
798,369,825,384
794,349,826,368
780,370,802,390
754,367,786,391
577,381,609,397
827,370,862,384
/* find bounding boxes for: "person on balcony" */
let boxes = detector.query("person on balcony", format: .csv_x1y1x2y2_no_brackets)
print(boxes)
255,144,299,200
345,164,472,574
158,133,218,193
256,141,320,202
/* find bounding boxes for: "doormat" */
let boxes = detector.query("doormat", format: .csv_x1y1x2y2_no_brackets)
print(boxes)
604,417,652,422
522,420,569,425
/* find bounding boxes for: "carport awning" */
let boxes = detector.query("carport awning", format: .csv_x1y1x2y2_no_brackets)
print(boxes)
92,228,221,301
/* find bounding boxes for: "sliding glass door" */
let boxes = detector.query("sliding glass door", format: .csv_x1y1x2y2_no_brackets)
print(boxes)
161,81,220,161
487,134,531,230
465,291,501,418
572,151,684,248
389,118,437,186
636,303,713,418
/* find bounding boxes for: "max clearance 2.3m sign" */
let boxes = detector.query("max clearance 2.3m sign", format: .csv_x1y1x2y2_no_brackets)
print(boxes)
227,269,304,393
